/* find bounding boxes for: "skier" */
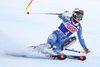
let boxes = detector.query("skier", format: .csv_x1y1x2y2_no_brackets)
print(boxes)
32,8,90,56
46,8,90,54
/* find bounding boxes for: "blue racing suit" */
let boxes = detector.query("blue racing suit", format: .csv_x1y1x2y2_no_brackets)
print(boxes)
47,14,86,53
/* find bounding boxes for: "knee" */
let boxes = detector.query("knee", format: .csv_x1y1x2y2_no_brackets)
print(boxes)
47,34,57,46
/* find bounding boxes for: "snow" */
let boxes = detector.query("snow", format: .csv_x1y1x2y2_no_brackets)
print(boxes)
0,0,100,67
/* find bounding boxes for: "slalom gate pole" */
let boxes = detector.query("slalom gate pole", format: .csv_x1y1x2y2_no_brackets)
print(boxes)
25,0,34,12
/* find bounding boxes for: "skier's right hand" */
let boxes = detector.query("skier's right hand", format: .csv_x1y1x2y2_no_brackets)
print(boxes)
62,11,71,21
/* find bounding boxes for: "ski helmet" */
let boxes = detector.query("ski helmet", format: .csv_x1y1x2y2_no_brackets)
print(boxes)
72,8,84,20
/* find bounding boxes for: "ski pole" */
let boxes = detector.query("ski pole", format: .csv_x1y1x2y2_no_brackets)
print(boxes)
26,12,63,15
26,11,69,15
65,49,85,53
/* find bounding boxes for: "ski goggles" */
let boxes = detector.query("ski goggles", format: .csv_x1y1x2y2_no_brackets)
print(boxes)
76,14,83,18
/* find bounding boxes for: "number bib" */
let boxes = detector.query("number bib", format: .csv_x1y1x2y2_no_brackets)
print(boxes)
58,20,80,37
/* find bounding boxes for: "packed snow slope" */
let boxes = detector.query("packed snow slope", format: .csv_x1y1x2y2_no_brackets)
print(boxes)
0,0,100,67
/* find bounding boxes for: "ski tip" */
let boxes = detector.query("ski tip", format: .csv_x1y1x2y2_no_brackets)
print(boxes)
58,54,67,60
79,56,86,61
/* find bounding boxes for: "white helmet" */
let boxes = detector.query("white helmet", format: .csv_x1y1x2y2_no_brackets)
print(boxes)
72,8,84,20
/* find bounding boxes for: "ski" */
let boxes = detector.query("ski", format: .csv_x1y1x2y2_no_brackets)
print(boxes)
28,45,86,61
6,52,86,61
50,54,86,61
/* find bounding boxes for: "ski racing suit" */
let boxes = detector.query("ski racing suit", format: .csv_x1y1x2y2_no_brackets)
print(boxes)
47,12,87,53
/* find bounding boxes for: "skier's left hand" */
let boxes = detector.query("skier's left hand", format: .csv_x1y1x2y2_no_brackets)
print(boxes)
84,47,90,54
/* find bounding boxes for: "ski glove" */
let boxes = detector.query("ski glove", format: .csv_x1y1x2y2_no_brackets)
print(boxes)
62,11,72,20
83,47,90,54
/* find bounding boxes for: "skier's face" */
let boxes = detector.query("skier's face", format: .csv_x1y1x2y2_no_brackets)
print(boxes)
75,17,82,22
75,13,83,22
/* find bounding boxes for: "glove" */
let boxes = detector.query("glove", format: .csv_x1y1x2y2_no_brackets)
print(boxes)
62,11,72,20
83,47,90,54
